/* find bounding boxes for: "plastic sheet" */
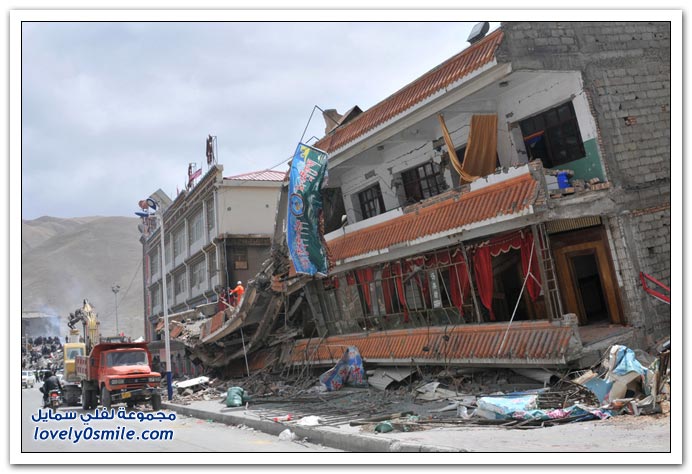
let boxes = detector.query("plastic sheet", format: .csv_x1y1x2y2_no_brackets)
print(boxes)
318,346,368,391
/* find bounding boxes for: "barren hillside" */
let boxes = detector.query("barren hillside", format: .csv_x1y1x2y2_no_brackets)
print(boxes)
21,216,145,338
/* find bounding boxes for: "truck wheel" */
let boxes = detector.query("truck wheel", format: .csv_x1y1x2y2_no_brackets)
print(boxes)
81,386,91,410
151,393,162,411
101,386,112,409
88,390,98,410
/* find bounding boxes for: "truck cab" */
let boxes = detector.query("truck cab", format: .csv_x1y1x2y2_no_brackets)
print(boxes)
76,342,162,411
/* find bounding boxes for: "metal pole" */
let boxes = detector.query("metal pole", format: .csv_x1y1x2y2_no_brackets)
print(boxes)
159,211,173,401
460,242,483,324
112,285,120,335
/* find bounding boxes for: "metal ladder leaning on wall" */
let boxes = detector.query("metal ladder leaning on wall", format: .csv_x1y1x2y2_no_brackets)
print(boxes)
532,223,564,320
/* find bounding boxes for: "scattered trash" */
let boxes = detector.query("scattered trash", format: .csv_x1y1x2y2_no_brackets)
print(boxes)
457,405,475,420
296,415,322,426
278,429,297,441
226,386,249,407
374,421,393,433
319,346,368,391
367,368,414,391
272,414,293,422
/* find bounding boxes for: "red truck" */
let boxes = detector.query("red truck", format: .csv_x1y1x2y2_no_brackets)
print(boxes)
75,342,162,411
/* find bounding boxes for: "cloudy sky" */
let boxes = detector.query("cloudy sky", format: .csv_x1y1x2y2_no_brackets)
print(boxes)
21,20,500,220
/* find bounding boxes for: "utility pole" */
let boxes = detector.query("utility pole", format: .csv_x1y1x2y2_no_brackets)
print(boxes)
112,284,120,335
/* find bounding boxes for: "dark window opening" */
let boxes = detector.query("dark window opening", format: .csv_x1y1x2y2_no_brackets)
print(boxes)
520,101,585,168
358,183,386,220
401,162,445,204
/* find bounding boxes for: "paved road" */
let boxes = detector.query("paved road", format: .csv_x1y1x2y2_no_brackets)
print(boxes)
21,386,339,452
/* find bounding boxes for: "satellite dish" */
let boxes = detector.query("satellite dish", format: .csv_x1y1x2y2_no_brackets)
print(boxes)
135,211,149,218
137,223,145,233
146,198,158,210
467,22,490,44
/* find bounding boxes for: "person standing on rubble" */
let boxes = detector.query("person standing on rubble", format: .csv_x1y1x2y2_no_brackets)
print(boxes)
229,281,245,307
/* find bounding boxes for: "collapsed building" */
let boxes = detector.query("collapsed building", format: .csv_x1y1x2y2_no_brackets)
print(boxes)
142,21,671,380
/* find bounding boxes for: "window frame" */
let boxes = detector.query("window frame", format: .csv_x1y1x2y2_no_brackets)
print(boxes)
401,161,444,204
520,101,586,168
189,211,204,245
357,183,386,220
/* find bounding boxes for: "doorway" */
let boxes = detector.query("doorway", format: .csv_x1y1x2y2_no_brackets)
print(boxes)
570,252,608,323
551,226,623,326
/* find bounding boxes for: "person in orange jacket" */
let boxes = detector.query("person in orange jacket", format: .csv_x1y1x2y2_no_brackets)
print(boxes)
229,281,245,306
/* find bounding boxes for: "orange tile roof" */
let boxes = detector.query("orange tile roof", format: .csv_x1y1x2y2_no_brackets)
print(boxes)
328,173,538,263
315,29,504,153
286,320,577,367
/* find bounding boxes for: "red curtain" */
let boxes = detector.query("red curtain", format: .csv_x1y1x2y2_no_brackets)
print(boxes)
449,251,470,315
381,265,394,315
521,232,542,301
355,268,374,312
473,246,495,321
391,262,409,322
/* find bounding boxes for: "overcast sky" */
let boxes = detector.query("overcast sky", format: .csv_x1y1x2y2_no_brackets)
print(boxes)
21,21,500,220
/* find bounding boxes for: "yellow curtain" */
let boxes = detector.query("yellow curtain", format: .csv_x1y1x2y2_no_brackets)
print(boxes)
438,114,498,183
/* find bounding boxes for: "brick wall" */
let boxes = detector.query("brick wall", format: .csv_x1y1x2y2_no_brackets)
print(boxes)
497,22,671,342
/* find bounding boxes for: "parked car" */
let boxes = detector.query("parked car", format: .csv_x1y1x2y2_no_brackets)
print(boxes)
22,370,36,388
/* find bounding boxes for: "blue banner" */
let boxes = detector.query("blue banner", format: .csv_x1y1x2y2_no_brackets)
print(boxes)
287,143,329,276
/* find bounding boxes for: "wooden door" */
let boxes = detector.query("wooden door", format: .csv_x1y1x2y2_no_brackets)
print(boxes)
552,227,623,325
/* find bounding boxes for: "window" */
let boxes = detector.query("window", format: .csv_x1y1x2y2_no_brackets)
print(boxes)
520,101,585,168
357,183,386,220
175,272,187,296
189,211,203,245
106,351,148,367
233,247,248,270
151,285,161,308
401,162,444,204
206,198,215,231
173,229,185,259
164,239,172,266
190,259,205,289
208,251,217,279
150,249,159,276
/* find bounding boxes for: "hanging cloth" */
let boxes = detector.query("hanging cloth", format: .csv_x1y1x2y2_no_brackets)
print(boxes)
438,114,498,183
355,268,374,312
473,245,495,321
391,262,409,323
449,250,470,316
520,232,542,301
381,265,394,316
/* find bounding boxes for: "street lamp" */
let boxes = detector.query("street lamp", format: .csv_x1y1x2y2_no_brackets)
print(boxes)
136,197,173,401
111,284,120,335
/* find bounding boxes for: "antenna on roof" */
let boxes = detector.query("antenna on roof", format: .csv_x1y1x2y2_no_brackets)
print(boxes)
467,22,490,44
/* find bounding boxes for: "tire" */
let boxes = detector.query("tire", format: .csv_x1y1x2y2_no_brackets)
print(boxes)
88,390,98,410
81,385,90,410
151,393,162,411
126,401,135,409
101,385,112,409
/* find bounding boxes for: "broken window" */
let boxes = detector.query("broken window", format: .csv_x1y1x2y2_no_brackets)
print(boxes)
520,101,585,168
401,162,445,204
357,183,386,220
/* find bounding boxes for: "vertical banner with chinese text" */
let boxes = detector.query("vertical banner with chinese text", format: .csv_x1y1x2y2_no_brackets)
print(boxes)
287,143,330,276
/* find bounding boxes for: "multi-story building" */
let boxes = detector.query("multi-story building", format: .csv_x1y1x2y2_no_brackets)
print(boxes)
138,164,284,376
274,21,671,370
